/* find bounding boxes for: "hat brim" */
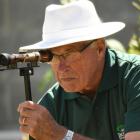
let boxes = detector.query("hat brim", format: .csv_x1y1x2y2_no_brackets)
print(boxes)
19,22,125,52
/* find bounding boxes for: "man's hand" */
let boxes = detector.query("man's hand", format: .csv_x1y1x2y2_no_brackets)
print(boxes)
17,101,67,140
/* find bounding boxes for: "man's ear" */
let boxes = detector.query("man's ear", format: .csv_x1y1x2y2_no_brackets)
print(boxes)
96,38,106,56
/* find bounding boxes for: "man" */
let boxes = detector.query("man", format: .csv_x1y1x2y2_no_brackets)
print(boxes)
17,0,140,140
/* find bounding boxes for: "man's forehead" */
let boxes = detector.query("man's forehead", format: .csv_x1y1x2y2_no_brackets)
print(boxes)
49,41,91,53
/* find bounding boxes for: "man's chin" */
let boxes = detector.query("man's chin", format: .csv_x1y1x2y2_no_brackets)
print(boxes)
62,85,81,93
61,84,76,92
59,80,81,92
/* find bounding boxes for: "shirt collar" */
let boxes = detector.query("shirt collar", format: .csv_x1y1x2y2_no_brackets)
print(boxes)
63,92,81,99
97,48,118,92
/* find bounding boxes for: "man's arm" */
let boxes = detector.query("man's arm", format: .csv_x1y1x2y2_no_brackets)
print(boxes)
73,133,94,140
125,132,140,140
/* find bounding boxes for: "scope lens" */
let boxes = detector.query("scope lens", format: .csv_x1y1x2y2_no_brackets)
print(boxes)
0,53,10,66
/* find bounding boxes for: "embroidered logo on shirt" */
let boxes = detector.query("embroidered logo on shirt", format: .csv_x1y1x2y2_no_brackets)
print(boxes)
116,124,125,140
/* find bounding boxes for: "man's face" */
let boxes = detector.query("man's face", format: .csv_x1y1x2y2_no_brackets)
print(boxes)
48,39,105,94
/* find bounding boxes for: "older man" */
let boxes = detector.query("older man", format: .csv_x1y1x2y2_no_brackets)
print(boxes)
18,0,140,140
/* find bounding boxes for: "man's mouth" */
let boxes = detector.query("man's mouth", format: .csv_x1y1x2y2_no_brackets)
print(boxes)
61,77,76,81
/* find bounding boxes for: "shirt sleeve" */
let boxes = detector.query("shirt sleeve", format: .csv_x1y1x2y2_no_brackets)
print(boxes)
124,65,140,133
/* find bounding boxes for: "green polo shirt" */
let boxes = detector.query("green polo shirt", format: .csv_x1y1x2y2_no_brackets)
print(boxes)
38,48,140,140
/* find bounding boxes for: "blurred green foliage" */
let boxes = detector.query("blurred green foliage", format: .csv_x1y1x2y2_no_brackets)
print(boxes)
38,67,55,93
132,0,140,10
106,39,126,52
127,0,140,54
60,0,78,4
108,0,140,54
128,34,140,54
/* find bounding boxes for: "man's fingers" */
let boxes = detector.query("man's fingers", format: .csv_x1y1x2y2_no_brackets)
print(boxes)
18,107,34,118
19,116,31,125
19,123,37,139
19,118,35,137
17,101,36,112
19,124,30,134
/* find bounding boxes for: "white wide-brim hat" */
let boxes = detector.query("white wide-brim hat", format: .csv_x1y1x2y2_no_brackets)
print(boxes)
19,0,125,52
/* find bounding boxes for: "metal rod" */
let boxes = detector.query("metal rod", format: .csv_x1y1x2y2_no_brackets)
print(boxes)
20,67,35,140
24,75,32,101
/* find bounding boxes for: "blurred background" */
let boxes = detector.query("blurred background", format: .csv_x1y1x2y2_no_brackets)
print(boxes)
0,0,139,139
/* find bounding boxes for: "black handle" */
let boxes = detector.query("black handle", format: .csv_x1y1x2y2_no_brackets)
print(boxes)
20,67,35,140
